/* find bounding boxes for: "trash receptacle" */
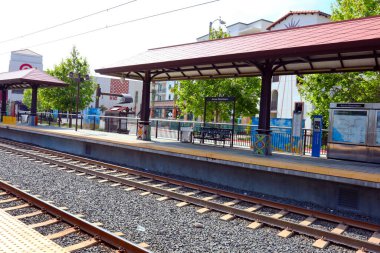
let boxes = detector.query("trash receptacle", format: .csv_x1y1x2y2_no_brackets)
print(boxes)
180,127,193,143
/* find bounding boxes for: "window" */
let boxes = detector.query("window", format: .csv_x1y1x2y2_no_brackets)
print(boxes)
168,94,171,100
272,76,279,82
270,90,278,111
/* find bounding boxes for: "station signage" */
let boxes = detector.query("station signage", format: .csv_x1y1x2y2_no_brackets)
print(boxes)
336,103,365,108
205,97,235,102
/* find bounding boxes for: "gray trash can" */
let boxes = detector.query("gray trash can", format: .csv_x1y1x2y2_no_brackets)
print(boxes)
180,127,193,143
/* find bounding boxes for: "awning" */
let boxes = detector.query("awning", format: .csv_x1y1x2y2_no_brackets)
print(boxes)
96,15,380,81
0,68,67,89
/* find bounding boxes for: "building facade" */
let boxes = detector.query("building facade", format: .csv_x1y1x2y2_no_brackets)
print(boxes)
6,50,43,113
267,11,331,128
150,80,177,119
89,76,142,116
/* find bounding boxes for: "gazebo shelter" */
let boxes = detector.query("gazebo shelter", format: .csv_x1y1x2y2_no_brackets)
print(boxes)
0,68,67,124
96,15,380,155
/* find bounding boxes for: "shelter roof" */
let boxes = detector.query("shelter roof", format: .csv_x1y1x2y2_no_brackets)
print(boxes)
0,68,67,89
266,10,331,30
96,15,380,81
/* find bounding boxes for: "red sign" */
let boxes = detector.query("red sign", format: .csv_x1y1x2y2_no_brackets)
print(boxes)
19,63,33,70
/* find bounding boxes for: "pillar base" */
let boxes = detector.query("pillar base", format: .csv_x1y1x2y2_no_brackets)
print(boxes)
253,133,272,156
137,123,151,141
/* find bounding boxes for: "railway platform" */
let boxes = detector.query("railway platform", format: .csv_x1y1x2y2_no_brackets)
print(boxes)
0,208,66,253
0,124,379,220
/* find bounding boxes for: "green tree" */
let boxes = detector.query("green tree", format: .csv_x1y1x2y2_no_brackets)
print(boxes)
298,72,380,123
298,0,380,125
22,89,51,112
331,0,380,20
174,25,261,122
23,47,96,114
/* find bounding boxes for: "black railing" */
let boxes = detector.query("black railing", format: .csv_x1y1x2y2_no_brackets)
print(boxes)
16,112,328,156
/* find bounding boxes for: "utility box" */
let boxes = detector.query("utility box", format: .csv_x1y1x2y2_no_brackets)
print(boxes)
327,103,380,163
104,106,130,134
180,127,193,143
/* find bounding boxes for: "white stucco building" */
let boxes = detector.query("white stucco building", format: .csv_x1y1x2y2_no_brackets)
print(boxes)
267,11,331,128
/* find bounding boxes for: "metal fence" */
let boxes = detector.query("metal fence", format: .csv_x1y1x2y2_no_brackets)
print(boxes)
18,112,328,156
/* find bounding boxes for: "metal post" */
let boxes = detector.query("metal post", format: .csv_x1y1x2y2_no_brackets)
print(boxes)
231,99,236,147
80,114,83,129
75,79,80,131
177,121,181,141
155,120,158,138
203,99,207,127
1,88,7,122
93,116,96,130
58,113,61,127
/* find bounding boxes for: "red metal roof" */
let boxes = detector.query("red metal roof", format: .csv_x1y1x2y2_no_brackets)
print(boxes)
266,10,331,30
96,15,380,81
0,68,67,89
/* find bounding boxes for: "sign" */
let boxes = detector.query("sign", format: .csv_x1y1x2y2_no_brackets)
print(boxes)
19,63,33,70
311,115,323,157
336,103,365,108
331,110,367,144
205,97,235,102
292,112,303,137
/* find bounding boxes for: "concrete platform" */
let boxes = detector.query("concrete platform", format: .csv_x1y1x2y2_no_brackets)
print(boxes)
0,124,379,220
0,208,66,253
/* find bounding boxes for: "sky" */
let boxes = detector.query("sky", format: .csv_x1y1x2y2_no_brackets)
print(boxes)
0,0,335,75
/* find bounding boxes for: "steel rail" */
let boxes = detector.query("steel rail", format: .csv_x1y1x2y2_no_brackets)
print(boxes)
0,179,150,253
0,142,379,252
2,139,378,232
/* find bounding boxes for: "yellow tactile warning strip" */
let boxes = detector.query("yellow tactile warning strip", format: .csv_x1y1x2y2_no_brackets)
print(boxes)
0,209,66,253
3,124,380,183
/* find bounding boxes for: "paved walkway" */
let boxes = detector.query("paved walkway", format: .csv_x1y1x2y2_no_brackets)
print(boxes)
2,124,380,184
0,208,66,253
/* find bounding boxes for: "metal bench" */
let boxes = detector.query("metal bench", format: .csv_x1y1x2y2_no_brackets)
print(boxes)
192,127,232,147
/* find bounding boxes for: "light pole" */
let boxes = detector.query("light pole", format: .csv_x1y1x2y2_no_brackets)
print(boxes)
69,71,90,131
209,17,226,39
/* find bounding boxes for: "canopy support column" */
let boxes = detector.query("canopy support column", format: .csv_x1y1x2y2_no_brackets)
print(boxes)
29,85,38,126
137,71,151,141
254,62,273,155
1,88,7,122
31,85,38,116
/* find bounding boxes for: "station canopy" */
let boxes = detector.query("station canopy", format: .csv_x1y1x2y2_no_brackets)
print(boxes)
0,68,67,89
96,15,380,81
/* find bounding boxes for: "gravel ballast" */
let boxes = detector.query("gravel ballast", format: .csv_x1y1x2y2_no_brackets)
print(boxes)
0,150,355,252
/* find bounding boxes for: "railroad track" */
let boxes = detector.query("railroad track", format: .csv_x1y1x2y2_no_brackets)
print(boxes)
0,138,379,253
0,178,149,253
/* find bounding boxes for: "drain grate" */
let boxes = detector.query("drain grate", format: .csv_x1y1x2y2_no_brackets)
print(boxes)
338,188,359,210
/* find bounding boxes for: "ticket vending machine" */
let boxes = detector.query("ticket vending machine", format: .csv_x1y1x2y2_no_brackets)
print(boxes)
327,103,380,163
311,115,323,158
